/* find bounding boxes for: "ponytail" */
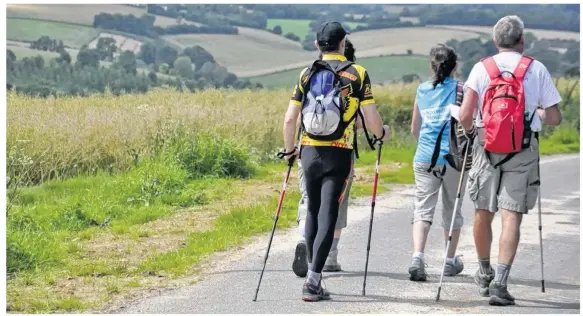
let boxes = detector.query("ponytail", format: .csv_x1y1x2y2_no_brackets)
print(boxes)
430,44,457,89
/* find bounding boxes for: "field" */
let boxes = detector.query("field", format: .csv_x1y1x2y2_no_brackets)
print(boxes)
248,55,430,88
427,25,581,41
266,19,367,40
6,18,99,48
87,33,144,54
164,27,480,77
349,27,481,57
6,41,80,61
164,27,316,77
6,78,579,312
6,4,200,27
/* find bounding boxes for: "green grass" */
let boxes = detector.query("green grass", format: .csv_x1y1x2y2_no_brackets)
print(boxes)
248,55,429,89
539,125,580,155
7,18,99,48
267,19,367,40
7,44,80,61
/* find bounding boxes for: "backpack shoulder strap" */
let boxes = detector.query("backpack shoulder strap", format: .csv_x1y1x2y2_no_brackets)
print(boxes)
335,61,354,73
481,57,501,80
455,81,464,106
513,55,534,80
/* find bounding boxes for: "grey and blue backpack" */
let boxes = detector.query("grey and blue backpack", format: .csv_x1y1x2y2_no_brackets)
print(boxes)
300,60,356,141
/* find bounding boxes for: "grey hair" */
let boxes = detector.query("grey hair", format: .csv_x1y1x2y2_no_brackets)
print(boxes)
493,15,524,49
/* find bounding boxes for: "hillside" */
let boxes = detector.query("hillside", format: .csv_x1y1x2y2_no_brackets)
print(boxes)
428,25,581,41
6,4,201,27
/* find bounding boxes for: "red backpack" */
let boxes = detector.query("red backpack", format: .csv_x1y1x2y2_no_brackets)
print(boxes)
481,56,535,162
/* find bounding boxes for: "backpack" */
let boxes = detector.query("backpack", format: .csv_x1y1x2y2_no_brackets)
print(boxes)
428,81,471,175
300,60,356,141
480,55,536,167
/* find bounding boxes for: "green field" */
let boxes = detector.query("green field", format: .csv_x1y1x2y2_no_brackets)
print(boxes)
267,19,367,40
7,18,99,48
248,55,430,89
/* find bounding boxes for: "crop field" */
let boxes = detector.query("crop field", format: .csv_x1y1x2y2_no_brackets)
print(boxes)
248,55,430,88
6,4,201,27
7,18,100,49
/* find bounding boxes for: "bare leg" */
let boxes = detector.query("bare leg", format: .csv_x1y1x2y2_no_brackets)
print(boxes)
413,221,431,253
444,229,461,258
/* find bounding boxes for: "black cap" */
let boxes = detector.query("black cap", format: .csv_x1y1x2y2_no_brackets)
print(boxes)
316,21,350,50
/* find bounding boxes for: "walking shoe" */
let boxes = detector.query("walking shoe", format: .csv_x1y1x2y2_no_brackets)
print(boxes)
302,281,331,302
408,256,427,281
488,282,516,306
323,255,342,272
292,241,308,278
474,267,494,297
443,255,464,276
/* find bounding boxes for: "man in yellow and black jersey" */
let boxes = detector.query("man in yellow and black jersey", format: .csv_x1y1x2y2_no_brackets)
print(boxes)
282,21,390,302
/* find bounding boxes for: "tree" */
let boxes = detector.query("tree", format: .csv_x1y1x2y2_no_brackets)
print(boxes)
96,37,117,61
58,50,72,65
7,49,16,62
156,45,178,66
284,32,301,42
115,51,138,75
407,49,413,55
139,42,157,65
272,25,283,35
76,48,101,68
182,46,215,71
173,56,194,78
159,63,170,74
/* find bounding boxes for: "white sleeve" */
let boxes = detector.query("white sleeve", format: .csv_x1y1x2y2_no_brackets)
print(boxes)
463,62,485,95
537,62,562,109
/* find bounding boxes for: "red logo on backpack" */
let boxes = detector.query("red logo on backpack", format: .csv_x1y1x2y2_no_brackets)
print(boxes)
481,56,533,154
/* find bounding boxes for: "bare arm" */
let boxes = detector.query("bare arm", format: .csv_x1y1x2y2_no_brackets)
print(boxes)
537,104,562,127
410,101,421,142
283,102,301,152
459,87,479,131
360,104,385,140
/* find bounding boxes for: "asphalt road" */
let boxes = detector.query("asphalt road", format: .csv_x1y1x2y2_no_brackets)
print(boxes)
117,154,580,314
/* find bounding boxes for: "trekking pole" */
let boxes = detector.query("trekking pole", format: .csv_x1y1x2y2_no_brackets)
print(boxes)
435,141,471,302
537,158,545,293
252,149,297,302
362,139,383,296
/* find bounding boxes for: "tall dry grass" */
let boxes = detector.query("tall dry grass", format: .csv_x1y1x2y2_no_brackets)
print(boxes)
7,79,579,186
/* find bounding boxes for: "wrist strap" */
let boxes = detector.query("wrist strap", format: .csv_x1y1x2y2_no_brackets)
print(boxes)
277,147,297,159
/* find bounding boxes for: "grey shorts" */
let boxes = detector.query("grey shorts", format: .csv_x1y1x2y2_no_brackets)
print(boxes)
467,134,540,214
412,162,466,230
297,155,355,229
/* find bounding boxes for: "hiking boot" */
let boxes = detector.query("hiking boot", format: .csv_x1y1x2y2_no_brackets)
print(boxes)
489,282,516,306
302,281,331,302
443,255,464,276
323,253,342,272
408,256,427,281
292,241,309,278
474,267,494,297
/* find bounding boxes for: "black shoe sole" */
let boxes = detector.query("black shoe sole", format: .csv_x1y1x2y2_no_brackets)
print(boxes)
293,243,308,278
489,295,516,306
408,268,427,282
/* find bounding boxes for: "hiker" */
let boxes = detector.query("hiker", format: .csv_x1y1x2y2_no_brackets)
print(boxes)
458,15,562,306
408,44,467,282
282,21,390,301
293,38,357,278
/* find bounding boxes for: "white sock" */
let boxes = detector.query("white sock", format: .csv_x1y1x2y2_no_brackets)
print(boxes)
413,252,424,260
446,257,456,264
297,219,306,240
307,270,321,286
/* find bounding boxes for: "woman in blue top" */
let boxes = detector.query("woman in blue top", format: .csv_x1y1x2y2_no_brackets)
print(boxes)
408,44,467,282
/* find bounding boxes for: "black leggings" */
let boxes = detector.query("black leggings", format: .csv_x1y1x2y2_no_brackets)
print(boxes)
300,146,353,274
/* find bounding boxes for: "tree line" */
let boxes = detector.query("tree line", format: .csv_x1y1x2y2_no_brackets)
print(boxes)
445,35,579,79
408,4,579,33
93,13,239,38
6,44,262,97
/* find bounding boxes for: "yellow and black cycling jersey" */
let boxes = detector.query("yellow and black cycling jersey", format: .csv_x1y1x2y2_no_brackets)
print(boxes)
291,53,375,149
